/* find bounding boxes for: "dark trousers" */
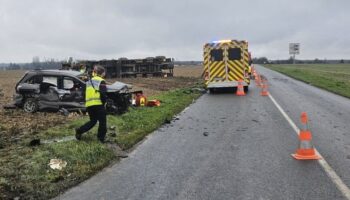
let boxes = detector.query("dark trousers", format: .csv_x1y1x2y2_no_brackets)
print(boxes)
77,105,107,141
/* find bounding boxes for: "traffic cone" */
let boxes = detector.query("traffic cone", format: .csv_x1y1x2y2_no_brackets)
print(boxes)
236,79,245,96
256,75,262,87
292,112,321,160
254,73,259,85
260,80,269,96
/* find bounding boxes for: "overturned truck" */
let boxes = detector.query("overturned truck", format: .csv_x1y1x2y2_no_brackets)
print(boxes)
62,56,174,78
11,70,132,114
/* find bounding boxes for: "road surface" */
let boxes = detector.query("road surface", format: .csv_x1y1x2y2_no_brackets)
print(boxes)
56,65,350,200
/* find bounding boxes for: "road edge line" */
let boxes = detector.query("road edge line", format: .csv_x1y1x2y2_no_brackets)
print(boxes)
268,93,350,200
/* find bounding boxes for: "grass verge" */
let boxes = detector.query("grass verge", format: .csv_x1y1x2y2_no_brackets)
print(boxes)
0,87,202,200
264,64,350,98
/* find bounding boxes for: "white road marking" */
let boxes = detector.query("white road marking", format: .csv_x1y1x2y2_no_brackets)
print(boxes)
268,93,350,200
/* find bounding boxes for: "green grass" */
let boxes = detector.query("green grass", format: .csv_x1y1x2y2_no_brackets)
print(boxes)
264,64,350,98
0,87,202,200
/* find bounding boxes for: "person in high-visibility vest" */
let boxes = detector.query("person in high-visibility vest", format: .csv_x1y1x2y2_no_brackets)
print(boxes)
80,64,86,73
75,65,108,143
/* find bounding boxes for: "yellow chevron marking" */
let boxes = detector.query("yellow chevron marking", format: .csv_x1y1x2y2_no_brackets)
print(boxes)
209,63,225,82
228,71,240,81
232,60,244,70
209,64,222,80
227,66,243,80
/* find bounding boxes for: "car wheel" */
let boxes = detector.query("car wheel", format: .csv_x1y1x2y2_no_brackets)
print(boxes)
23,98,38,113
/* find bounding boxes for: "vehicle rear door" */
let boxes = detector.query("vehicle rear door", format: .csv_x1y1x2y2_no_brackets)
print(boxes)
208,44,227,83
226,44,244,81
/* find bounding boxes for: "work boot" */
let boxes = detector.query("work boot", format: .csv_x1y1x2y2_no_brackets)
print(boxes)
75,128,82,140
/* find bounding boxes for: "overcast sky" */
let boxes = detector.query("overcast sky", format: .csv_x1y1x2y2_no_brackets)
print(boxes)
0,0,349,63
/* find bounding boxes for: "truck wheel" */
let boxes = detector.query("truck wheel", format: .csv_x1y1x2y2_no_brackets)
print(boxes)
23,98,38,113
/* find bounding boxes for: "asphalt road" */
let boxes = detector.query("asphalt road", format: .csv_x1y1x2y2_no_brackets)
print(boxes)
56,65,350,200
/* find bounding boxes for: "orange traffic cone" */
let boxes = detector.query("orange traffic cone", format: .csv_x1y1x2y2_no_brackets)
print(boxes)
256,74,262,87
260,80,269,96
253,71,257,80
236,79,245,96
292,112,321,160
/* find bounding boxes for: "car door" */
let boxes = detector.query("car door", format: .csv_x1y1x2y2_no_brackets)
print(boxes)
60,76,85,103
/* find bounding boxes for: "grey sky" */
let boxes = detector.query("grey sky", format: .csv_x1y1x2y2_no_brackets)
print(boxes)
0,0,349,62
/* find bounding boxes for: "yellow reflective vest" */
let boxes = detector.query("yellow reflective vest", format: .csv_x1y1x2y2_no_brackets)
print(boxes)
85,76,104,107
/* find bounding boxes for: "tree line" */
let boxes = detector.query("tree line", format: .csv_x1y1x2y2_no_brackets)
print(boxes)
252,57,350,64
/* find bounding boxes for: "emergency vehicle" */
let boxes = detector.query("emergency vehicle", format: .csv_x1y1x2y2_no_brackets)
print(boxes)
203,39,251,92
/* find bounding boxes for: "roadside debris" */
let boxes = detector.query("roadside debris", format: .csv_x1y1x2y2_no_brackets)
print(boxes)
109,126,116,130
59,108,69,116
147,99,161,107
191,88,206,94
106,143,128,158
132,91,161,107
2,104,16,109
251,119,259,123
109,132,117,137
48,159,67,170
134,91,147,107
203,132,209,136
41,136,76,144
29,139,41,146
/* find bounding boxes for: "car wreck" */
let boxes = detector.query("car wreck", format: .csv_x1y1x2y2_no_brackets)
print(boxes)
11,70,132,114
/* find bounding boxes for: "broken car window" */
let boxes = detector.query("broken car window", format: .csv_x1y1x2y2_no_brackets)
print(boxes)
42,76,58,86
63,78,74,90
26,75,43,84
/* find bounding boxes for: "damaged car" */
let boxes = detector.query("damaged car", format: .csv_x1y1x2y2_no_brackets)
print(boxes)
12,70,132,114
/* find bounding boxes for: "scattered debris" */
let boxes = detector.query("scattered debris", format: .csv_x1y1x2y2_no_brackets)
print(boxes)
48,159,67,170
2,104,16,109
164,119,171,124
252,119,259,123
203,132,209,136
41,136,76,144
183,89,193,94
147,99,161,107
29,139,41,146
134,91,147,107
236,127,248,132
191,88,206,94
109,126,116,130
106,143,128,158
109,132,117,137
51,175,64,183
59,108,69,116
117,152,129,158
